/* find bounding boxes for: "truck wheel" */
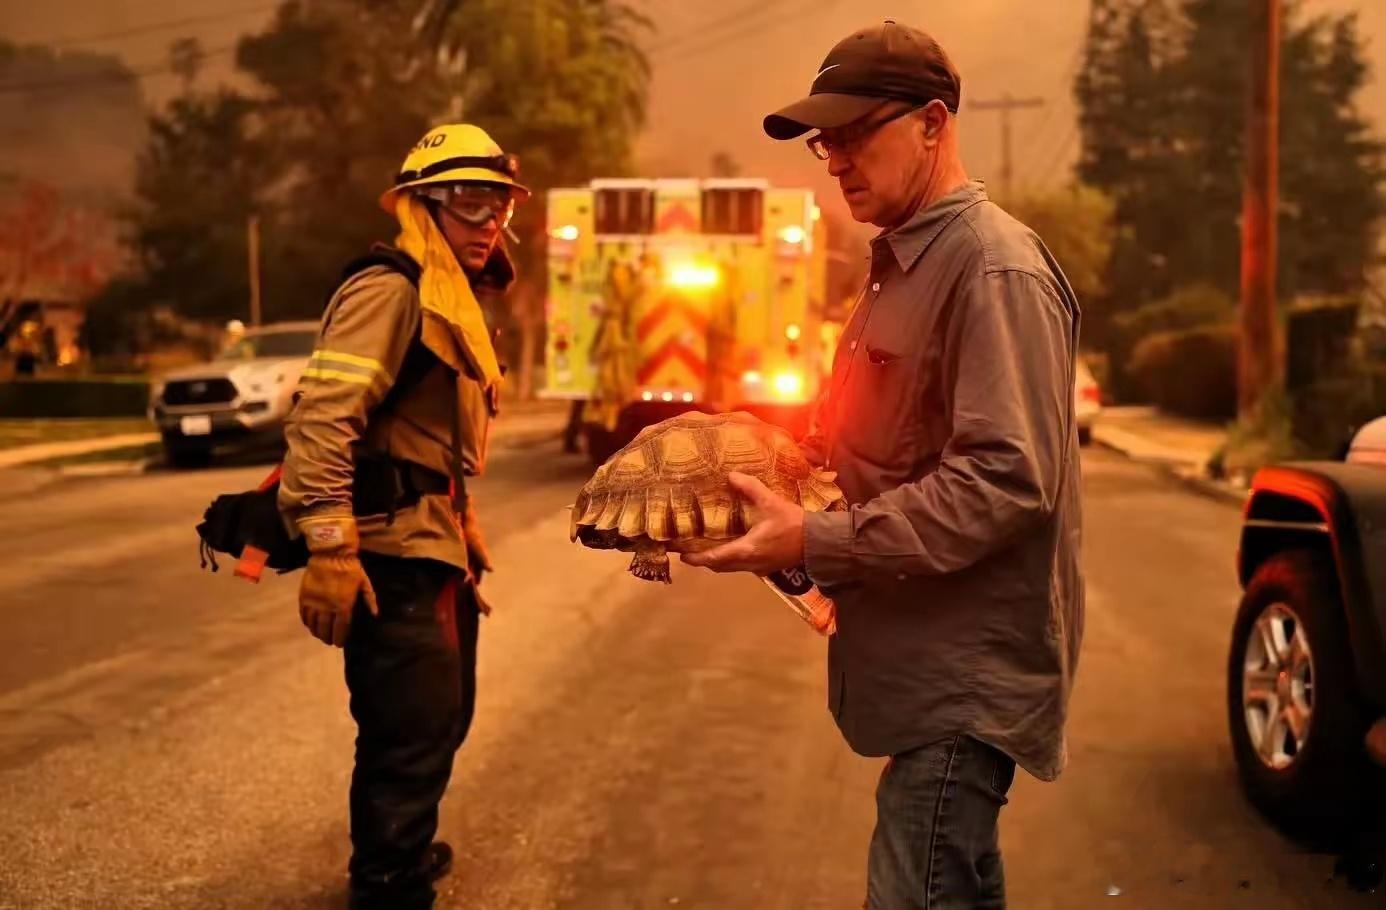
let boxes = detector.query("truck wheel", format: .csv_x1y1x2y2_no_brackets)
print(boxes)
163,435,211,469
1227,549,1375,844
584,425,620,467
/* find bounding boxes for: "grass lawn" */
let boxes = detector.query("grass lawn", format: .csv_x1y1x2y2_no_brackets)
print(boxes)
0,418,156,451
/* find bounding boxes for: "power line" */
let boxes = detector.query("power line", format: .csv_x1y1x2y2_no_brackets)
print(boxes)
0,44,237,95
29,2,277,50
1016,31,1087,187
651,0,796,54
655,0,835,63
1033,121,1079,186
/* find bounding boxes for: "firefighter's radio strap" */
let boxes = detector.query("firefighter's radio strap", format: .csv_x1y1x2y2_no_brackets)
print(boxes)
196,246,467,582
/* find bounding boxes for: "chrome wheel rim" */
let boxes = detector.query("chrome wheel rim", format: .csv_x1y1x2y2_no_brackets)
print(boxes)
1242,601,1315,771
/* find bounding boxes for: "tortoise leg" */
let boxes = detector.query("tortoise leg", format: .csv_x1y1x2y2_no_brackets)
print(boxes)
629,540,672,584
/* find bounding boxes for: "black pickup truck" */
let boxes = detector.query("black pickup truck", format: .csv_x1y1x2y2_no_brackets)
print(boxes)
1229,416,1386,850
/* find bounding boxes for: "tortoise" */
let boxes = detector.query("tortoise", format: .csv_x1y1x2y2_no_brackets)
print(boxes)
570,411,845,583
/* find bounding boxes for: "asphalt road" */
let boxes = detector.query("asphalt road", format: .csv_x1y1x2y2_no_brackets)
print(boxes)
0,428,1376,909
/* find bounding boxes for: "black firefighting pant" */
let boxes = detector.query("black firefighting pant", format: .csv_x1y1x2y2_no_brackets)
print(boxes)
344,552,479,908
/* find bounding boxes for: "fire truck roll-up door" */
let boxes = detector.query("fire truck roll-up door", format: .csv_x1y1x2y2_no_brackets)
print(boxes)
542,188,598,400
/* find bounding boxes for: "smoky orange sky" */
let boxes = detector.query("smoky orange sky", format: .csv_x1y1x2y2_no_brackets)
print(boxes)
1,0,1382,232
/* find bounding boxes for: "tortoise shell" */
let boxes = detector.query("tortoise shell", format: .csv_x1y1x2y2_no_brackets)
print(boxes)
570,411,844,582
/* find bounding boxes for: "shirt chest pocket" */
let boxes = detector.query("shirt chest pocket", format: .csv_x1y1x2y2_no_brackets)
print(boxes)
837,324,924,466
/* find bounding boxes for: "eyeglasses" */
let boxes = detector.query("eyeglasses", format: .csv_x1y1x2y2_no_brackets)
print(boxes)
806,105,922,161
423,183,516,229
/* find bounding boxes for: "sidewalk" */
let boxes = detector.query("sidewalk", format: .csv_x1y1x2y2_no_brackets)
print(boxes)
0,432,160,469
1091,406,1246,504
1090,406,1225,471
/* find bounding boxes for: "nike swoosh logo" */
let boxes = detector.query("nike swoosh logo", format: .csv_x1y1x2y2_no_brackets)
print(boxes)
814,64,840,83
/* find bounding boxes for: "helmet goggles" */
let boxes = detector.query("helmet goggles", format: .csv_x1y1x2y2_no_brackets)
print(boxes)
420,182,517,230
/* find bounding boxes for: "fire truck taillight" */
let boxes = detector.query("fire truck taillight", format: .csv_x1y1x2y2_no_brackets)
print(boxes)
741,370,763,386
550,224,580,241
778,225,806,245
785,323,802,342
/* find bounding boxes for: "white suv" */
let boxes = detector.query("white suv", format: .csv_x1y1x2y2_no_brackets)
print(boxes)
148,321,317,467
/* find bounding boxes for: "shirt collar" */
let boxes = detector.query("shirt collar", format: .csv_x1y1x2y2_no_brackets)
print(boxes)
875,180,989,273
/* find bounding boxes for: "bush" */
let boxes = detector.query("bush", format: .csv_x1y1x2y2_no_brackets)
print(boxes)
1217,388,1300,479
1285,297,1361,392
0,378,150,418
1113,283,1236,341
1110,284,1236,403
1128,325,1239,419
1291,362,1386,457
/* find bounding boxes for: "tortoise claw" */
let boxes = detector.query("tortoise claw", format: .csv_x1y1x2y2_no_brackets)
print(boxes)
629,549,672,584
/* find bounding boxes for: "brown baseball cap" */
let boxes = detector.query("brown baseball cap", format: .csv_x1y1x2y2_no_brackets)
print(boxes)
763,20,962,140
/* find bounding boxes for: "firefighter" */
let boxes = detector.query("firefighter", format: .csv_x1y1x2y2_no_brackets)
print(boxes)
277,123,527,909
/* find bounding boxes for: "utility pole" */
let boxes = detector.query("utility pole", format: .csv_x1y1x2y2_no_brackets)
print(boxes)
971,93,1045,201
1239,0,1282,417
247,214,262,327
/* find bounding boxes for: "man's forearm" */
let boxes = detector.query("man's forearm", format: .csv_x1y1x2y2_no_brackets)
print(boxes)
803,450,1052,587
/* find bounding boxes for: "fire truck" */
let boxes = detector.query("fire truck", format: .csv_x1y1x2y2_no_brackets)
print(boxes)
541,178,830,462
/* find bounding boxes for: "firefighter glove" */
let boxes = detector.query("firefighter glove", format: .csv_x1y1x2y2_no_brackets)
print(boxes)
297,516,378,647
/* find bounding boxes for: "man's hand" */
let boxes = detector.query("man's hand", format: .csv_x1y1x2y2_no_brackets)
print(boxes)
680,472,805,575
298,517,379,647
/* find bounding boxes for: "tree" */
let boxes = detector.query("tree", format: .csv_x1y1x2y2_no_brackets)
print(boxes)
107,0,652,396
1074,0,1385,316
420,0,651,396
168,37,205,92
710,151,741,178
114,91,270,323
1005,185,1116,332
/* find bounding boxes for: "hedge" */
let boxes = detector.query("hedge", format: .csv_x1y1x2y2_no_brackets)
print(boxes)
0,378,150,418
1292,363,1386,457
1128,325,1239,420
1285,298,1360,392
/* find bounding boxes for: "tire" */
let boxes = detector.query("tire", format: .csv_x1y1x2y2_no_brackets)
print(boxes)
1226,548,1375,844
162,435,211,469
583,424,621,468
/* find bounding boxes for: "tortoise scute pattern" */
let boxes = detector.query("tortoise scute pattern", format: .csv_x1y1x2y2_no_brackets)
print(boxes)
571,411,845,583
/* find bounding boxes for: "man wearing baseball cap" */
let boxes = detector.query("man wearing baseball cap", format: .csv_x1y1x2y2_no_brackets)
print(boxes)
686,20,1084,908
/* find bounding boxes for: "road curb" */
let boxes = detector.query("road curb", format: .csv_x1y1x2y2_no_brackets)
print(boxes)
1164,465,1249,508
0,432,160,469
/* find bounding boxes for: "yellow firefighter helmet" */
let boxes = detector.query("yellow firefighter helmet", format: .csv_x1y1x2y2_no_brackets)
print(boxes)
380,123,531,213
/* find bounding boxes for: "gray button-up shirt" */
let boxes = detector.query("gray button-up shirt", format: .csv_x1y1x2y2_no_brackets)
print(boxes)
802,180,1083,781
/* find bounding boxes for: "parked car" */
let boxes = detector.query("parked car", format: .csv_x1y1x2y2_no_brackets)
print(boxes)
148,321,317,467
1075,357,1101,445
1227,415,1386,844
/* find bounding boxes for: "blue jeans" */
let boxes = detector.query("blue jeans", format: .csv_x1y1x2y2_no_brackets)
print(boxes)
867,736,1016,909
